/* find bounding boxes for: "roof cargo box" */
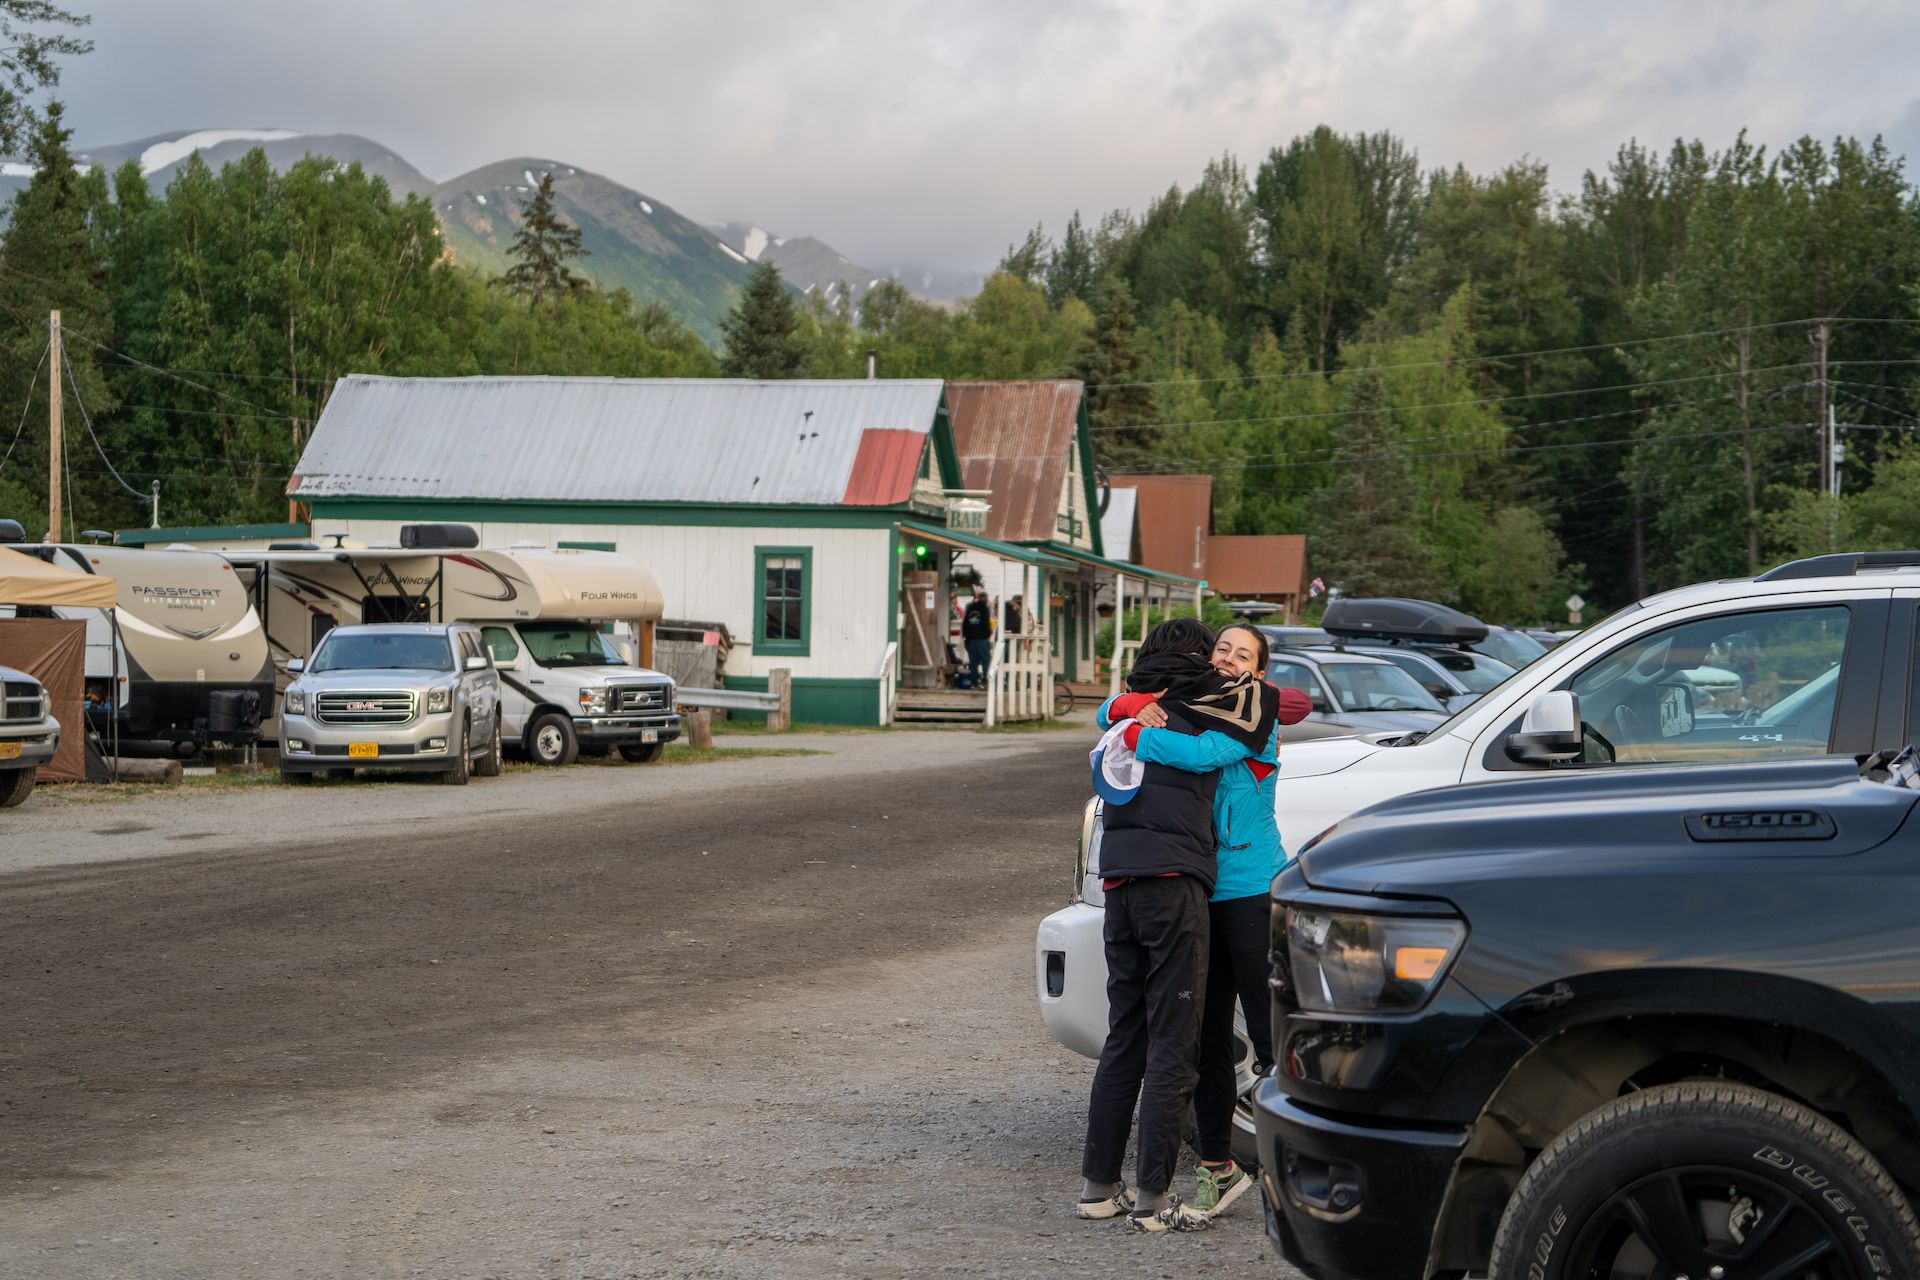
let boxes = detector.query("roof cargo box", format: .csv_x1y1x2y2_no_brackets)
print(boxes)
399,523,480,550
1322,597,1488,643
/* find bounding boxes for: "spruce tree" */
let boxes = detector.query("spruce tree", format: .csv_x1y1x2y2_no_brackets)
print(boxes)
501,173,588,305
1310,370,1441,600
1045,211,1095,307
997,224,1049,283
1071,278,1158,468
719,262,808,378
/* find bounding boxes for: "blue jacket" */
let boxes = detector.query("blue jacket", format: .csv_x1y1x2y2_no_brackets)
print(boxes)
1099,695,1286,903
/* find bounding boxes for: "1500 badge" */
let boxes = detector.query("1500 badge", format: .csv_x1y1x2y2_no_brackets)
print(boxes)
1685,809,1837,842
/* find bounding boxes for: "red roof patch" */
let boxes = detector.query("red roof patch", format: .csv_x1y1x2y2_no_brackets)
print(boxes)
842,428,927,506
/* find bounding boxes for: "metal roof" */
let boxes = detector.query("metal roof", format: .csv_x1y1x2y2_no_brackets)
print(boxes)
897,520,1076,569
1100,488,1138,562
945,381,1084,543
289,376,949,507
1113,474,1213,579
1206,534,1307,597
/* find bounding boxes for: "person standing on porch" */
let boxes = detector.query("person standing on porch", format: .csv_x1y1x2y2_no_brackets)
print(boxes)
961,587,993,688
1004,594,1026,636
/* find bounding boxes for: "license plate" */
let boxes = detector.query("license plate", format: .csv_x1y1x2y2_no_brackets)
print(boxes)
347,742,379,759
0,742,19,761
641,729,659,743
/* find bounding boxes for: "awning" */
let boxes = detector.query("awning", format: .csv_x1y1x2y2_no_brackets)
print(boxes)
0,545,118,607
897,520,1076,569
1026,543,1205,588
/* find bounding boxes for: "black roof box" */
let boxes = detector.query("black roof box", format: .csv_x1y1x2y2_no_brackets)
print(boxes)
1322,597,1488,643
0,518,23,544
399,523,480,550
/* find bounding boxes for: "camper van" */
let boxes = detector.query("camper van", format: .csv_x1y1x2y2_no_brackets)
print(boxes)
0,542,273,746
221,528,679,764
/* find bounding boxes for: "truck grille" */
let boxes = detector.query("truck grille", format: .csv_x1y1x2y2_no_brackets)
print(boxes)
616,684,673,714
314,690,417,726
1,680,40,724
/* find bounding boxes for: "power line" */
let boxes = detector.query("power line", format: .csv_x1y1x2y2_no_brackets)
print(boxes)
60,333,148,503
61,327,299,423
0,337,51,481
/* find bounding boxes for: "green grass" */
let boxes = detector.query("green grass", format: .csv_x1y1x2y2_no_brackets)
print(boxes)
980,718,1084,733
709,719,889,736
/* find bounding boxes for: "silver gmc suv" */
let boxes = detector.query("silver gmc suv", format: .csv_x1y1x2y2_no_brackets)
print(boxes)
0,663,58,808
277,623,503,786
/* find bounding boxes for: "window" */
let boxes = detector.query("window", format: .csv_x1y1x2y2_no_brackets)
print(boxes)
755,547,811,657
482,626,520,665
1371,651,1455,699
457,632,483,664
559,541,616,552
1569,605,1851,766
1267,660,1327,711
1320,662,1446,714
311,632,454,673
516,620,620,667
311,614,336,650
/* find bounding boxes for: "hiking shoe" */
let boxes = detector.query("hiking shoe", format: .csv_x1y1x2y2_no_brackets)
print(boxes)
1127,1195,1212,1233
1075,1185,1135,1220
1194,1161,1253,1216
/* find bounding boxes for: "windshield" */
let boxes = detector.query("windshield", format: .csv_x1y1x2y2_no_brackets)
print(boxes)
1422,649,1516,693
312,631,453,672
1319,661,1447,713
1476,628,1548,669
516,621,622,668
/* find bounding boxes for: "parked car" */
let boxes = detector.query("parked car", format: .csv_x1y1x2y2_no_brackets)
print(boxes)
1256,749,1920,1280
277,623,502,785
1258,624,1333,650
1313,641,1516,714
0,663,57,807
479,620,680,765
1468,623,1549,669
1267,649,1451,739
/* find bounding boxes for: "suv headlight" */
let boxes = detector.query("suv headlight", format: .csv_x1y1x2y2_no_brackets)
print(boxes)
578,687,609,716
426,687,452,714
1282,907,1466,1014
284,687,306,715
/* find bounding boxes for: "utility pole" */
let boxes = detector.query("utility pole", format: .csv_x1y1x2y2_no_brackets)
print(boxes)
46,310,61,543
1813,321,1831,497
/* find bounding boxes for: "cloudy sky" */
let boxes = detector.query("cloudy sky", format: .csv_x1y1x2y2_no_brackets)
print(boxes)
45,0,1920,271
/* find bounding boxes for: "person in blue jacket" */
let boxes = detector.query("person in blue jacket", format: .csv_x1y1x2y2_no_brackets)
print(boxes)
1098,621,1307,1217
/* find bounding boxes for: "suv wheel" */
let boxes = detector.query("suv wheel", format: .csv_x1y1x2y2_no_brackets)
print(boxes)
1488,1081,1920,1280
439,719,471,786
527,712,578,767
0,766,36,808
618,742,665,764
474,716,502,778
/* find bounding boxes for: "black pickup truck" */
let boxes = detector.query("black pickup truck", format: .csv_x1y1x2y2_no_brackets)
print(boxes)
1257,750,1920,1280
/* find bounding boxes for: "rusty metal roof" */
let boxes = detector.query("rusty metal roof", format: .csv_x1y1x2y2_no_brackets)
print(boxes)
1206,535,1307,597
289,375,948,507
1114,474,1213,579
945,381,1084,543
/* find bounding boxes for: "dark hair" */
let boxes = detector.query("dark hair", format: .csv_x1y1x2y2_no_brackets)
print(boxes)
1218,622,1270,670
1139,616,1216,660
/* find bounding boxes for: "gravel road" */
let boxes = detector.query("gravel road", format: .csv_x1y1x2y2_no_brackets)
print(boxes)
1,727,1298,1279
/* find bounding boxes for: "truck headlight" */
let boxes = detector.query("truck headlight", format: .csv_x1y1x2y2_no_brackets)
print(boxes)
578,687,609,716
426,686,452,714
284,687,306,716
40,689,51,719
1282,907,1466,1014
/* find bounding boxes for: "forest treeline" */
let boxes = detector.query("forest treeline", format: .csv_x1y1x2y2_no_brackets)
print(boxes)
3,106,1918,621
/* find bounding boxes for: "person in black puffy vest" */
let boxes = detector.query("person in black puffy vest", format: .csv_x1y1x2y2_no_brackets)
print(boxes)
1077,616,1267,1233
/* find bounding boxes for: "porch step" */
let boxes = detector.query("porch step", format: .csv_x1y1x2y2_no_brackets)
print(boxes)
893,687,987,724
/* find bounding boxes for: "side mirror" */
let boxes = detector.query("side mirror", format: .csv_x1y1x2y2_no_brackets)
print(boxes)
465,655,488,671
286,657,305,674
497,656,522,673
1657,682,1696,738
1506,690,1584,764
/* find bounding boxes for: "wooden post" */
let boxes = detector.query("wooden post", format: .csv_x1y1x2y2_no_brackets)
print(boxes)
638,618,656,670
768,667,791,733
688,708,714,749
46,310,61,543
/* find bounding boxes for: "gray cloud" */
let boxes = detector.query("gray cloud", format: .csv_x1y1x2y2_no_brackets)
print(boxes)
41,0,1920,272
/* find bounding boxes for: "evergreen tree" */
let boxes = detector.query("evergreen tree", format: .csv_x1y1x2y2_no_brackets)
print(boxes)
1045,211,1096,307
1310,371,1442,600
500,174,588,305
997,224,1049,283
719,262,808,378
1071,278,1158,469
0,1,90,154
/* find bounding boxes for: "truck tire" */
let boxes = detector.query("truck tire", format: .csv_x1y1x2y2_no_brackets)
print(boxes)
1488,1080,1920,1280
619,742,665,763
0,766,36,808
439,720,471,785
473,717,502,778
526,712,578,767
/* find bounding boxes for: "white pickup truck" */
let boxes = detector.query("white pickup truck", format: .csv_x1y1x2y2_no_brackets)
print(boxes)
1039,550,1920,1163
0,663,59,808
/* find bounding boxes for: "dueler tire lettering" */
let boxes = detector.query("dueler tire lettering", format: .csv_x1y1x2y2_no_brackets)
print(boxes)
1486,1081,1920,1280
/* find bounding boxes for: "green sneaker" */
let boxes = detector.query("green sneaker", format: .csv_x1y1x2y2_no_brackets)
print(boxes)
1194,1161,1252,1216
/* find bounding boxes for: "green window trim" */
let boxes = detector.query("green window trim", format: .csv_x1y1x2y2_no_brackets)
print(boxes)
558,540,617,552
755,545,813,657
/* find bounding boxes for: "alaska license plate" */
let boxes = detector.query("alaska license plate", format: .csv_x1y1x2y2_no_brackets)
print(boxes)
347,742,379,760
641,729,659,744
0,741,20,761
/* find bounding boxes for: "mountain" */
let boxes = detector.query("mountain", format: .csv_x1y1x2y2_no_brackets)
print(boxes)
709,220,887,309
432,158,757,340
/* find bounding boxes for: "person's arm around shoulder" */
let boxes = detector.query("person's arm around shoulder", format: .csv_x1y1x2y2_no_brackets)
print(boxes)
1097,691,1159,731
1129,724,1253,773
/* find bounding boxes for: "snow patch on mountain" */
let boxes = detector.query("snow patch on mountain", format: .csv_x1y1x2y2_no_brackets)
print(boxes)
720,242,748,264
0,162,32,177
640,199,653,214
140,129,301,175
742,226,769,261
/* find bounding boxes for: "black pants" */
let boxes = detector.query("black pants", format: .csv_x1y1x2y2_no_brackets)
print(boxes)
964,638,991,686
1082,875,1209,1196
1194,893,1275,1163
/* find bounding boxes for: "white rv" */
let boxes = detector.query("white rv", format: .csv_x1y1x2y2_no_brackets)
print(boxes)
1,542,273,746
221,528,679,764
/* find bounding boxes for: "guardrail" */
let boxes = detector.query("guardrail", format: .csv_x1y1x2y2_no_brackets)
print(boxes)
676,687,782,712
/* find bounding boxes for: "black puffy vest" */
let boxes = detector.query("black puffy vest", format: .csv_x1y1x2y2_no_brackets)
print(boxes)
1098,708,1219,894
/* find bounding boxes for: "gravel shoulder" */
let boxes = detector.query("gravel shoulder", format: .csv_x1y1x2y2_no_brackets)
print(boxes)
1,727,1295,1279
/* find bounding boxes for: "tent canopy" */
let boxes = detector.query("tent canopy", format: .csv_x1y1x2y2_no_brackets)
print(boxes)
0,545,118,607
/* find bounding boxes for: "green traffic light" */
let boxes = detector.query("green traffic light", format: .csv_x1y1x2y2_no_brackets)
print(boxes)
914,543,928,557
